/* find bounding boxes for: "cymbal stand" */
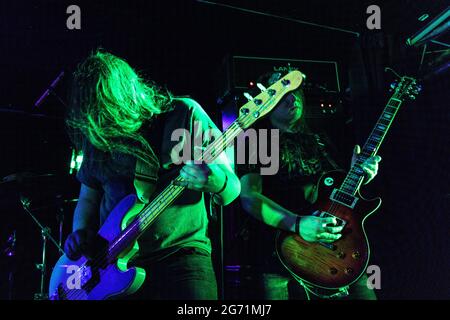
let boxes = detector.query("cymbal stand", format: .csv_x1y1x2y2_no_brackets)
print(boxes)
20,196,64,300
3,231,16,300
56,204,64,248
35,227,50,300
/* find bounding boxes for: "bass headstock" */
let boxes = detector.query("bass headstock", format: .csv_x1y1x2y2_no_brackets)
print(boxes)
237,70,305,129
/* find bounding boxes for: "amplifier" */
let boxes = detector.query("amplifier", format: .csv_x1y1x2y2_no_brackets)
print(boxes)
218,55,341,94
217,55,344,122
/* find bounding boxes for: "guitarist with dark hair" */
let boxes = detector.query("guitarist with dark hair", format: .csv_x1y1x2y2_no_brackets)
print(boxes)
63,51,241,299
239,72,381,300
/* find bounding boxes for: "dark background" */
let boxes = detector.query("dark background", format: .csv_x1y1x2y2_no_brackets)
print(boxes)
0,0,448,299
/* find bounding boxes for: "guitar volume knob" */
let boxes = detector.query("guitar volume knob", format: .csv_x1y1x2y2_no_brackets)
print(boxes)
329,267,338,275
352,251,360,259
345,267,353,275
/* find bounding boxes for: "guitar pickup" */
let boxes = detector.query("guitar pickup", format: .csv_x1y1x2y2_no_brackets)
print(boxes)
330,189,358,209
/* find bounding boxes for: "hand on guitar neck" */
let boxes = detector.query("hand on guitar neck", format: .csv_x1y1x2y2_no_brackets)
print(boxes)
351,145,382,185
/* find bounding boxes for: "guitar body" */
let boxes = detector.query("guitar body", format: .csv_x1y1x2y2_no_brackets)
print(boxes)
49,195,146,300
276,170,381,290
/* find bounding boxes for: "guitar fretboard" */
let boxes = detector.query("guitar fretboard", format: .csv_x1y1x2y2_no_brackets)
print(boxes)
340,91,404,195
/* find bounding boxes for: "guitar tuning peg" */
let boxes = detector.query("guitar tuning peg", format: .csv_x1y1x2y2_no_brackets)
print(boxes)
256,83,266,92
390,82,398,90
243,92,254,101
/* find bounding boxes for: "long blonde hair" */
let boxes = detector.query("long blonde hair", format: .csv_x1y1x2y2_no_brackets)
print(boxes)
67,50,173,166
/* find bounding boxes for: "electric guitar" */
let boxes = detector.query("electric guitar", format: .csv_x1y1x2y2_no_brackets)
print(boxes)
276,75,421,291
49,70,305,300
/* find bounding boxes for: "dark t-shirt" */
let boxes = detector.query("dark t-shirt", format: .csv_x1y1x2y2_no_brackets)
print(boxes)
239,123,339,272
77,98,220,261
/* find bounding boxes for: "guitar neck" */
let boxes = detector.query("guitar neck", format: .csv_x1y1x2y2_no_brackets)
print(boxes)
108,120,245,257
340,92,404,195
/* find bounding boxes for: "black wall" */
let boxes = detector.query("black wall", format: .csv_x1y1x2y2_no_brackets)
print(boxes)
0,0,448,299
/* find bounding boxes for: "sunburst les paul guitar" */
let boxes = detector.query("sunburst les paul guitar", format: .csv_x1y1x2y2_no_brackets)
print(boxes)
48,70,305,300
276,75,420,290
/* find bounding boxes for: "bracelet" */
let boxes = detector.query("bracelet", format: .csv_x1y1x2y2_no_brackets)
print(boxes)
215,174,228,194
295,215,301,235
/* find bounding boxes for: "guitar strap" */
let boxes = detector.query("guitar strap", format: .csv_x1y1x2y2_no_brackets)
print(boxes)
134,157,159,204
314,133,341,170
132,97,200,203
133,119,161,204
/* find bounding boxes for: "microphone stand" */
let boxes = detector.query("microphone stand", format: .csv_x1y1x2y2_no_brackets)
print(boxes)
3,231,16,300
34,70,67,108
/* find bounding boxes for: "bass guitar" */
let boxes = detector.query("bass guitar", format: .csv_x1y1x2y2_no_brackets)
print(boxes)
49,70,305,300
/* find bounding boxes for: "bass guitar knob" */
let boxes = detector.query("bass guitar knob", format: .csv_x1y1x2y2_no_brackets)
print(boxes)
352,251,361,259
329,267,338,275
345,267,354,275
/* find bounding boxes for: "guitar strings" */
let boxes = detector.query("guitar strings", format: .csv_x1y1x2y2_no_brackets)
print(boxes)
319,91,405,242
326,91,403,219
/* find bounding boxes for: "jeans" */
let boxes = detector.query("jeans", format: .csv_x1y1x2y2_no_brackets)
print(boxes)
129,247,218,300
257,272,377,300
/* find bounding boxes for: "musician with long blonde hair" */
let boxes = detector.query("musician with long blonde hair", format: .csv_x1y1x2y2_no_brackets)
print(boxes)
64,50,240,299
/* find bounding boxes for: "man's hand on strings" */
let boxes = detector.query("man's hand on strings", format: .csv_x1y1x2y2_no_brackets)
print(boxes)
351,145,382,185
176,160,227,194
299,213,344,243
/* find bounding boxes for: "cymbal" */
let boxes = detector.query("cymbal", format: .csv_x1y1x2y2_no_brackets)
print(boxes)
29,198,78,211
1,172,57,184
0,172,80,203
0,108,62,120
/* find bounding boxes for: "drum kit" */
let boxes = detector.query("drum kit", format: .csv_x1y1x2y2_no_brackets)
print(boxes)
0,171,79,300
0,91,82,298
0,69,81,299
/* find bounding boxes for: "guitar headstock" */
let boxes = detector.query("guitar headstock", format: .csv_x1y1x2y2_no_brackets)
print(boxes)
237,70,305,129
391,76,421,101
